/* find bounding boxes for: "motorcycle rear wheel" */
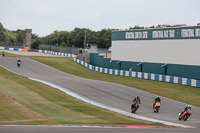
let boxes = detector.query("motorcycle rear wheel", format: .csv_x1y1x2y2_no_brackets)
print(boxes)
156,106,159,113
183,115,188,121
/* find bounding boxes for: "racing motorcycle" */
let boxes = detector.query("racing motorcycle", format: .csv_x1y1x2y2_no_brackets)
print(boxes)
17,60,21,67
179,109,192,121
131,102,139,113
153,102,161,113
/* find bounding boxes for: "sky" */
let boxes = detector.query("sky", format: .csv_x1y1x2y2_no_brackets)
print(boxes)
0,0,200,37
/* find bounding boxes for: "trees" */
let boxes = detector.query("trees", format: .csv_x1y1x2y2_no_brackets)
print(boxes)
31,38,42,49
70,28,87,48
5,30,17,44
13,29,25,43
65,28,113,48
96,29,112,48
0,22,6,43
0,21,115,49
41,28,111,48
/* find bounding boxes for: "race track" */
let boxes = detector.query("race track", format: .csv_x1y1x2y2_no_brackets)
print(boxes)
0,56,200,129
0,125,200,133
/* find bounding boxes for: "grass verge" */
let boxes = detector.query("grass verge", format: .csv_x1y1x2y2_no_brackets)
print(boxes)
0,66,159,126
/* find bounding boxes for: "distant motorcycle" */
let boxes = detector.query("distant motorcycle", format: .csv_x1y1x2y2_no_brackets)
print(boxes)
2,51,5,57
153,102,161,113
179,109,192,121
131,102,139,113
17,60,21,67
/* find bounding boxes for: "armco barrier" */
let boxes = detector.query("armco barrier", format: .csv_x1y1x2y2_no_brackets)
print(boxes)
22,49,28,52
0,47,75,58
0,46,27,52
35,49,75,58
73,58,200,88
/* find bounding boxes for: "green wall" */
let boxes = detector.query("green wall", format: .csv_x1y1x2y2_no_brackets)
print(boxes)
112,26,200,41
90,53,200,80
167,64,200,79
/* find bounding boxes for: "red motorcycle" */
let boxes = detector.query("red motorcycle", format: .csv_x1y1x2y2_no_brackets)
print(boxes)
153,102,161,113
179,109,192,121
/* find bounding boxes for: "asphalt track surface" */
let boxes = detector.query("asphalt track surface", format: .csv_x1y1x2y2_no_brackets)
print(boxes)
0,125,200,133
0,55,200,133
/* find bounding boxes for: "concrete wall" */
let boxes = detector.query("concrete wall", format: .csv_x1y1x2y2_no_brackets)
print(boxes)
90,53,200,80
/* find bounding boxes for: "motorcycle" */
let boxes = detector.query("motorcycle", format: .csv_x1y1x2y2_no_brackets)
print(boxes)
153,102,161,113
17,63,21,67
131,102,139,113
178,109,192,121
17,60,21,67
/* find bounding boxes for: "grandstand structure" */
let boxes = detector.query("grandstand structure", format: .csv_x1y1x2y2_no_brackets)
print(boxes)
90,25,200,80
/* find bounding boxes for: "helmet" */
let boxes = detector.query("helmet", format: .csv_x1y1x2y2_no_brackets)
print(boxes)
187,105,191,108
156,96,160,98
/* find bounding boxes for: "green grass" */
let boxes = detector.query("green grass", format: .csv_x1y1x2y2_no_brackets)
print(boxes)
30,57,200,107
0,51,24,57
0,66,158,126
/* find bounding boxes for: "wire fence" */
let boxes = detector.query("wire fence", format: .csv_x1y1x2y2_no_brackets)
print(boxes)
39,44,80,54
0,42,24,48
39,44,110,55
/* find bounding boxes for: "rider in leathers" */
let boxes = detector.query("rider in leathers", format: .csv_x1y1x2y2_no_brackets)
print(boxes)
132,96,141,107
153,96,161,108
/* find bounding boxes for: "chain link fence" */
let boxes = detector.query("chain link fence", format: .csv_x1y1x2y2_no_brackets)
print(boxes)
39,44,80,54
39,44,111,63
0,42,24,48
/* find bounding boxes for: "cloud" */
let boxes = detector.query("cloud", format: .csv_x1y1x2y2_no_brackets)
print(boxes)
1,0,200,36
2,16,27,30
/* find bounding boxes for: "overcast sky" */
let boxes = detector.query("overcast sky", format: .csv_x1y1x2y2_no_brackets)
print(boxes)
0,0,200,37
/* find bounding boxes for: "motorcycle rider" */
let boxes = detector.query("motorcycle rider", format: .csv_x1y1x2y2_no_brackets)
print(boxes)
182,105,191,114
131,96,141,113
132,96,141,106
2,51,5,57
17,59,21,67
153,96,161,108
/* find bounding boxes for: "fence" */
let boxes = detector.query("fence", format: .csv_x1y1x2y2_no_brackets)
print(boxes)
0,42,24,48
35,49,76,58
39,44,80,54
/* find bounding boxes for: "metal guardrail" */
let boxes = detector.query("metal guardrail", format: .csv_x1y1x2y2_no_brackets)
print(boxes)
39,44,80,54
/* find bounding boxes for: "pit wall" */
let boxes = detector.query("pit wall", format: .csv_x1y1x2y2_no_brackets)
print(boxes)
0,46,28,52
73,57,200,88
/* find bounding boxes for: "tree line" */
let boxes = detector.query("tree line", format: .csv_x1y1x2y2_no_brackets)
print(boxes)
0,22,114,49
1,22,181,49
39,27,114,49
0,22,38,45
